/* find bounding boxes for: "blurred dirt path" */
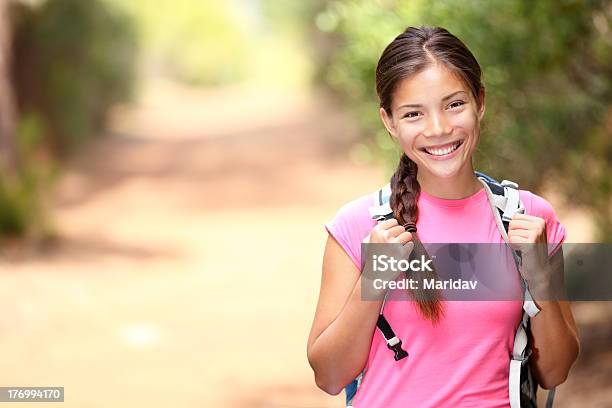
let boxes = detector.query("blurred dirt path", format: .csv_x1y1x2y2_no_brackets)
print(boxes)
0,79,609,407
0,79,385,408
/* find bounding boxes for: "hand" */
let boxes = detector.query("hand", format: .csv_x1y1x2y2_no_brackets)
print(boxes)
508,213,551,286
369,218,413,245
361,218,415,298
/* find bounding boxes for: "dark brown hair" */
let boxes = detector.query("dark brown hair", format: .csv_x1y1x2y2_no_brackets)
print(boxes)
375,26,484,323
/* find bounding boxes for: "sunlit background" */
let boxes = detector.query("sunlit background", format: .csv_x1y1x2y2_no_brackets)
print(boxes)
0,0,610,407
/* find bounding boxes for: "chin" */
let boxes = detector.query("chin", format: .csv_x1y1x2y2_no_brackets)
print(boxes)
412,155,464,179
427,167,462,179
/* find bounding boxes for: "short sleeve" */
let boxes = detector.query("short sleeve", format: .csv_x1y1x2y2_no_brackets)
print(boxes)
324,194,376,269
521,190,567,257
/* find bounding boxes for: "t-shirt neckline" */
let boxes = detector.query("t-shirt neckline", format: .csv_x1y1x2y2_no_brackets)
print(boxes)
419,186,487,208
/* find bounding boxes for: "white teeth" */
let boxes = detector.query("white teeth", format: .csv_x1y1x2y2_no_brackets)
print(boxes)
424,141,461,156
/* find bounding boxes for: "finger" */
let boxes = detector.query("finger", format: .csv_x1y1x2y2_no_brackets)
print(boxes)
387,225,406,238
509,234,531,244
508,219,536,231
513,236,530,244
391,231,413,244
511,213,546,225
507,235,529,249
511,213,541,222
508,230,531,240
377,218,398,229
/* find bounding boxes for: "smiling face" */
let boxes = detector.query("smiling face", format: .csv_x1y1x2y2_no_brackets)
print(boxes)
380,63,485,182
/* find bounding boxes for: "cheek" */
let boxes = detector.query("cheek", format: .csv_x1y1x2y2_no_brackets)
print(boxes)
395,123,421,147
450,110,479,130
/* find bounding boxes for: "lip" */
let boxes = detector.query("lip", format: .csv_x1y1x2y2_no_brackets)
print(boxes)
420,140,464,161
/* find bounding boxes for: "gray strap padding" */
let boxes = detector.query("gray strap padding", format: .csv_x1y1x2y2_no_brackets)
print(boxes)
523,284,541,318
509,310,530,408
368,183,393,219
379,183,392,205
368,202,393,219
502,182,524,222
546,387,556,408
477,178,512,242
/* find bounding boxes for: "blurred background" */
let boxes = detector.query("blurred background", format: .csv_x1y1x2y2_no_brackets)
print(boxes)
0,0,610,407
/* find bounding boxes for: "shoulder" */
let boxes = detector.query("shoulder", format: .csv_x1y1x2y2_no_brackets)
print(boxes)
333,193,375,220
519,189,567,249
326,192,376,238
519,189,558,220
324,192,378,268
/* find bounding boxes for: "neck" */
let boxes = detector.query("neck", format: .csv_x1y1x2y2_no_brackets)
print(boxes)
416,165,482,200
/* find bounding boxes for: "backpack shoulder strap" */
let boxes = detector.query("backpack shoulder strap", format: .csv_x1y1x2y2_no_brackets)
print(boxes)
475,173,557,407
475,171,525,239
345,184,407,406
368,183,393,221
476,172,542,306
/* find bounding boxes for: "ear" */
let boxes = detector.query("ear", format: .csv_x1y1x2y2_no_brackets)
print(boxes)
477,87,486,121
379,107,398,139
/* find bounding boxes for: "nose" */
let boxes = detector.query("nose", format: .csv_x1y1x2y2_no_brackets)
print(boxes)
423,112,452,138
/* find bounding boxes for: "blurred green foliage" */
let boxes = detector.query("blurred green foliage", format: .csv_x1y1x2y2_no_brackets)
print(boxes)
12,0,137,154
1,0,136,238
314,0,612,240
0,114,57,239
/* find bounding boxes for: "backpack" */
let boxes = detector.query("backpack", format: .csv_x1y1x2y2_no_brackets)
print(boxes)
345,171,556,408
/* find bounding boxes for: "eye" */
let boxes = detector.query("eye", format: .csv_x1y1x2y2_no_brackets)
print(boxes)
403,111,421,119
448,100,466,109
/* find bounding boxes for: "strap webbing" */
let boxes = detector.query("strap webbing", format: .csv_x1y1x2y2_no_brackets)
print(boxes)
509,310,531,408
376,314,395,340
377,314,408,361
546,388,556,408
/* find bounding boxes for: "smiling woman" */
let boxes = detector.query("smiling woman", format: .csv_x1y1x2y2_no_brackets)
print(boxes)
307,26,579,408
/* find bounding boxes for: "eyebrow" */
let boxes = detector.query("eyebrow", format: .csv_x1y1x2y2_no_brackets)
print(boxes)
397,90,468,110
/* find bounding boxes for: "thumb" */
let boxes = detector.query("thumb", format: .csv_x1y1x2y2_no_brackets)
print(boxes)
403,241,414,254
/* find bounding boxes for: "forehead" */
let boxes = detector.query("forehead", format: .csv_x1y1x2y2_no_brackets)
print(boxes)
391,63,470,108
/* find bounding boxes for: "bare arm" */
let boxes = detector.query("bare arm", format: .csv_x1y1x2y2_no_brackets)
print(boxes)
306,219,412,395
528,248,580,389
508,215,580,389
306,235,384,395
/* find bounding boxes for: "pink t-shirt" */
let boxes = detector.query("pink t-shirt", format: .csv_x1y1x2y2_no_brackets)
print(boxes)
324,186,566,408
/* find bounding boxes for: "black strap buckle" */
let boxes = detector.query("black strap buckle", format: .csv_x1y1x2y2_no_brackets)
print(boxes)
387,340,409,361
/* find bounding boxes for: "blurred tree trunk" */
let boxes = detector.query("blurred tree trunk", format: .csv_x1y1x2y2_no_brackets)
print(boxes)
0,0,17,173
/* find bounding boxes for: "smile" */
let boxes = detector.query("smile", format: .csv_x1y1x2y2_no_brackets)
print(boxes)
420,140,464,157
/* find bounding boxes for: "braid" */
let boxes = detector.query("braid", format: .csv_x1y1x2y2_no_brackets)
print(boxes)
390,154,445,323
390,154,419,225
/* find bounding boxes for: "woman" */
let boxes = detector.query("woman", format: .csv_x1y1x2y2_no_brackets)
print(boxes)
306,26,579,407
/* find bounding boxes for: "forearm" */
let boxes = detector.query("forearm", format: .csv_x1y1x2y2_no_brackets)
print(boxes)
308,278,385,395
529,300,579,389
